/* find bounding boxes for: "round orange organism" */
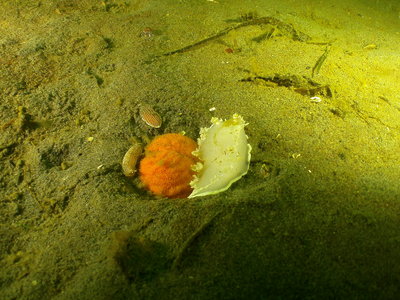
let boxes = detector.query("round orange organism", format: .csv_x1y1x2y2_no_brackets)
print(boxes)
139,133,199,198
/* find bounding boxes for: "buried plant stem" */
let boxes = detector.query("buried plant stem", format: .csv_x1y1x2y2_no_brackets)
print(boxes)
157,16,311,58
172,210,223,270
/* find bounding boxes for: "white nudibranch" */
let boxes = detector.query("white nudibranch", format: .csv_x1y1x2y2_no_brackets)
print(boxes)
189,114,252,198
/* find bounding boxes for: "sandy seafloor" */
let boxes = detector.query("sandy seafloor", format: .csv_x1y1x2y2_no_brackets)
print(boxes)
1,0,400,299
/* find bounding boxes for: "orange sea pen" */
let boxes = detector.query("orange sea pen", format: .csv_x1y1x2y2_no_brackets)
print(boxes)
139,133,199,198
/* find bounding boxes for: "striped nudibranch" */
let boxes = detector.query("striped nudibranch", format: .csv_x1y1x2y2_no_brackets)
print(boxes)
139,104,162,128
122,141,143,177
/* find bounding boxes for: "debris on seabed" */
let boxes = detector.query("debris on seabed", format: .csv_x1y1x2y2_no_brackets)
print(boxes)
312,45,331,77
363,43,377,50
310,96,322,103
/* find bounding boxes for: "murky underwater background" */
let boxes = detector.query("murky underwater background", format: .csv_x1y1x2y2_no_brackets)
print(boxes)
1,0,400,299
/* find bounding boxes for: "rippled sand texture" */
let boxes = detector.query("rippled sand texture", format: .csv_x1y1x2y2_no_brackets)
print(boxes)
1,0,400,299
